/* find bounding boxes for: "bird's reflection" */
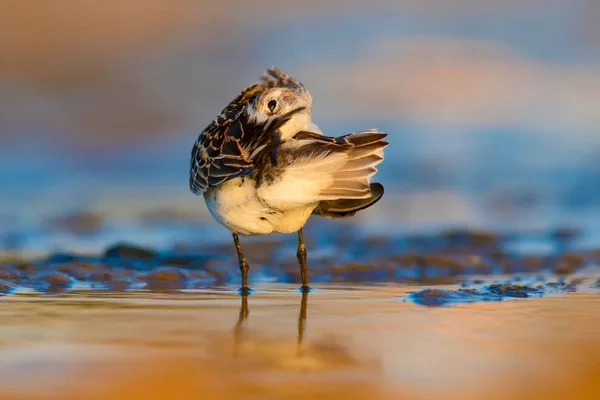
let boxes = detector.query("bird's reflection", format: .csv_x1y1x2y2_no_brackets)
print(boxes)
233,291,309,354
297,290,307,346
233,294,249,337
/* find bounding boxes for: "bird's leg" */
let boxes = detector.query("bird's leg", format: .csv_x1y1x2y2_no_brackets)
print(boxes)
233,233,251,294
296,228,310,293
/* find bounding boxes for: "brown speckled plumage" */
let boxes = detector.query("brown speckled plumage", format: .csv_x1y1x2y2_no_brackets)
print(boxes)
188,67,389,293
189,68,308,195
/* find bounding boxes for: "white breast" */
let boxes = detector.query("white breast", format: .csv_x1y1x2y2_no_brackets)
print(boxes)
204,177,317,236
271,203,317,234
204,177,273,236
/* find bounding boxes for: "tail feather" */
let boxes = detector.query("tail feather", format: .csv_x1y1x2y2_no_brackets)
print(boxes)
331,167,378,181
318,188,367,198
257,129,388,211
341,155,384,172
341,131,388,147
345,141,388,161
320,130,388,199
314,183,385,219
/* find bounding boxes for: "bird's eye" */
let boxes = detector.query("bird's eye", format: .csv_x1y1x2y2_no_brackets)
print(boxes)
267,99,277,112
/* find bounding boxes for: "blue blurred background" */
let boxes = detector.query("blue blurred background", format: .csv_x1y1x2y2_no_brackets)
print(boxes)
1,0,599,253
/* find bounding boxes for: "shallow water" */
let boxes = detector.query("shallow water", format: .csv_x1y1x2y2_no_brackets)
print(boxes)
0,284,599,400
1,225,599,399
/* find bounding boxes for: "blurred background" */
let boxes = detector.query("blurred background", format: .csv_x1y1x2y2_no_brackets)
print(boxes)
1,0,599,254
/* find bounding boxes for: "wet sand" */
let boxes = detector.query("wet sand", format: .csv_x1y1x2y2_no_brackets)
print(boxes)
0,284,599,400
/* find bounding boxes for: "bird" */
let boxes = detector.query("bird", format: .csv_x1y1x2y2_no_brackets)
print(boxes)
189,67,388,294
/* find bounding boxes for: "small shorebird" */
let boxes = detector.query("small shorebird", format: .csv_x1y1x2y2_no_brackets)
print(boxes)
189,68,388,293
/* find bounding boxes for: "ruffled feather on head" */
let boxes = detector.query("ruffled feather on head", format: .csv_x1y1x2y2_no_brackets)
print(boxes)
258,67,307,92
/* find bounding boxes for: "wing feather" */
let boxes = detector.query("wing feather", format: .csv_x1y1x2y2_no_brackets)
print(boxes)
189,82,308,195
258,130,388,209
190,118,254,195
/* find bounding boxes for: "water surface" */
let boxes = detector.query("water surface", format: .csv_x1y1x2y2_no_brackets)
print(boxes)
1,284,599,400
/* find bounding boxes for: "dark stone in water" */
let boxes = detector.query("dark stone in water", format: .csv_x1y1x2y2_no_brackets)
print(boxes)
14,261,38,275
0,266,22,282
37,272,72,286
442,229,499,248
544,281,578,293
552,263,573,275
391,253,422,268
1,226,599,294
158,254,214,268
46,253,79,264
159,255,196,267
0,281,11,294
138,267,188,290
188,270,217,288
406,280,567,307
406,288,501,307
422,256,465,275
545,252,585,276
56,262,101,281
460,279,485,288
141,267,187,281
520,256,548,272
486,284,543,298
105,276,134,290
31,272,73,292
104,243,157,259
204,261,232,285
559,252,585,269
88,271,115,282
13,262,36,273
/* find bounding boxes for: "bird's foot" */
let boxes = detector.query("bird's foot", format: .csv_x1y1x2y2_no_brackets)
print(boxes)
297,285,312,294
237,287,254,296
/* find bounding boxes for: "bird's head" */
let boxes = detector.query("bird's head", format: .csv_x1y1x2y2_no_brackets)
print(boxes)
246,67,313,140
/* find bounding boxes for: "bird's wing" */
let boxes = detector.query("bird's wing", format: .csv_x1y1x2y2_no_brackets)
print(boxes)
189,119,255,195
189,85,264,195
258,130,388,210
189,84,308,195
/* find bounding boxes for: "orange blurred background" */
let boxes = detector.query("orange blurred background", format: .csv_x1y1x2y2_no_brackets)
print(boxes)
1,0,599,146
1,0,599,251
